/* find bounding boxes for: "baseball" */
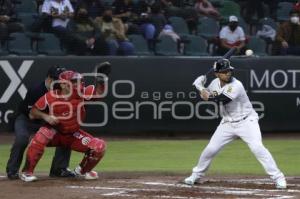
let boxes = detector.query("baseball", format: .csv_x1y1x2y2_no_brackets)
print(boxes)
245,49,253,56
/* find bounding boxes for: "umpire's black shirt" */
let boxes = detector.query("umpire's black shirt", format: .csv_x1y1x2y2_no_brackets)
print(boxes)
18,82,48,117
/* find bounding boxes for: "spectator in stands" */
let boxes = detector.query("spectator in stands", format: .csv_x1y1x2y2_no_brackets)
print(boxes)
113,0,135,20
112,0,137,33
159,0,182,9
158,24,180,42
136,0,155,14
217,15,246,55
69,0,77,7
275,10,300,55
132,1,156,49
158,24,182,53
43,0,74,40
66,6,109,55
148,3,167,37
243,0,264,24
194,0,220,19
294,0,300,15
36,0,45,12
32,0,53,32
160,0,197,34
94,7,134,55
76,0,105,19
0,0,24,43
263,0,278,19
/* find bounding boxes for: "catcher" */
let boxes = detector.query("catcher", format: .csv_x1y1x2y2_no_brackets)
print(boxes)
20,62,111,182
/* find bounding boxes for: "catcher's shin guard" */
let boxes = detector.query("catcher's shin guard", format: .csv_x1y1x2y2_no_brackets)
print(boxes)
22,127,55,173
79,138,106,174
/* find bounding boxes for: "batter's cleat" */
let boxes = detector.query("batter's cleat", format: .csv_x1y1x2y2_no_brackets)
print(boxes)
74,166,99,180
275,177,287,189
20,173,37,182
49,168,76,178
184,173,201,185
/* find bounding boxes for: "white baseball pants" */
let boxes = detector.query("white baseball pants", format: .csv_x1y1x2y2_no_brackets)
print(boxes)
192,117,284,180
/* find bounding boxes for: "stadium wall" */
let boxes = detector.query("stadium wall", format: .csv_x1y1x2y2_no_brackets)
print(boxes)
0,56,300,134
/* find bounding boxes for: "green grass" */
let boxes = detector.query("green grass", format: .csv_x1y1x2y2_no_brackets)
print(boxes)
1,139,299,176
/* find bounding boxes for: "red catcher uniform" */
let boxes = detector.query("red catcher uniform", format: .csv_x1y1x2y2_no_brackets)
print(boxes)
22,71,106,176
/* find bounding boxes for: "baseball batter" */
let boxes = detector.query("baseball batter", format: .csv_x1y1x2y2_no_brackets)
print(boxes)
184,59,287,189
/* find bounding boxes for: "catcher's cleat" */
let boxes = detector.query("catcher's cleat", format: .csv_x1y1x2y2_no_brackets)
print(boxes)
74,166,99,180
84,171,99,180
20,172,37,182
184,173,201,185
275,177,287,189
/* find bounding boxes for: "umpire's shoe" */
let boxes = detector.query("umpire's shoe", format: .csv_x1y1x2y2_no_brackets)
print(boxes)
49,168,76,178
7,172,19,180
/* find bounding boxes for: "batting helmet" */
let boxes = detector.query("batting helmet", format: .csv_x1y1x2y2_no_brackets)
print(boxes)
213,59,234,73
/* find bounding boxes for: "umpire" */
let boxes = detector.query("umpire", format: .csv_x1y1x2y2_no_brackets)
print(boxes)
6,66,75,179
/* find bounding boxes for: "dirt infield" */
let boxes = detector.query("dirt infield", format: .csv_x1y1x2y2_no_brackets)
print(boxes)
1,173,300,199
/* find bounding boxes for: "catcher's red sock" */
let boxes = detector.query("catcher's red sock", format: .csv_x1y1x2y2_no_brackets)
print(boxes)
80,150,105,174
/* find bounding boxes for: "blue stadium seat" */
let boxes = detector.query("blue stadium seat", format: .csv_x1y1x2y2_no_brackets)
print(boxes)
184,35,209,56
37,33,65,56
17,13,35,32
128,34,153,56
219,0,241,24
8,33,36,55
197,17,220,40
155,36,181,56
168,16,190,35
246,36,268,56
276,2,294,22
15,0,37,14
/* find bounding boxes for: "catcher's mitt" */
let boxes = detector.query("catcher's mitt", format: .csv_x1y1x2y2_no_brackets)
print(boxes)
96,61,111,76
95,61,111,84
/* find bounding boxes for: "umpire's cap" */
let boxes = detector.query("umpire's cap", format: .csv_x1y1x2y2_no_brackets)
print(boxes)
47,66,66,80
213,59,234,73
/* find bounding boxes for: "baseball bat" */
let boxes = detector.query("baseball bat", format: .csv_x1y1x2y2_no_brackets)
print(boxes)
205,47,237,76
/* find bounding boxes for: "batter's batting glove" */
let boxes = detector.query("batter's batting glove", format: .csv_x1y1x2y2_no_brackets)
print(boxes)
193,75,206,91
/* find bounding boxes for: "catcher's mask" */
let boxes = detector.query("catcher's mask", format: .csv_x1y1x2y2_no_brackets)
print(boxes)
59,70,84,92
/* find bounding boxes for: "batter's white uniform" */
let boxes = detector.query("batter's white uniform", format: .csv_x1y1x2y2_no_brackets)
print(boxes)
191,77,284,180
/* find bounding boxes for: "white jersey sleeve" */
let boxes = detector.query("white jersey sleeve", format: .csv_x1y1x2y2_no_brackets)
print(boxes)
237,26,246,41
222,81,242,100
65,0,74,13
219,27,227,39
41,0,51,14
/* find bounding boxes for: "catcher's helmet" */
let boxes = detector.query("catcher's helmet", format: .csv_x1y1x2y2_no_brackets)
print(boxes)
59,70,82,82
213,59,234,73
47,66,66,80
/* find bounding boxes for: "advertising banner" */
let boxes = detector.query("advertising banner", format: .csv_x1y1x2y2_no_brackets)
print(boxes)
1,57,300,134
